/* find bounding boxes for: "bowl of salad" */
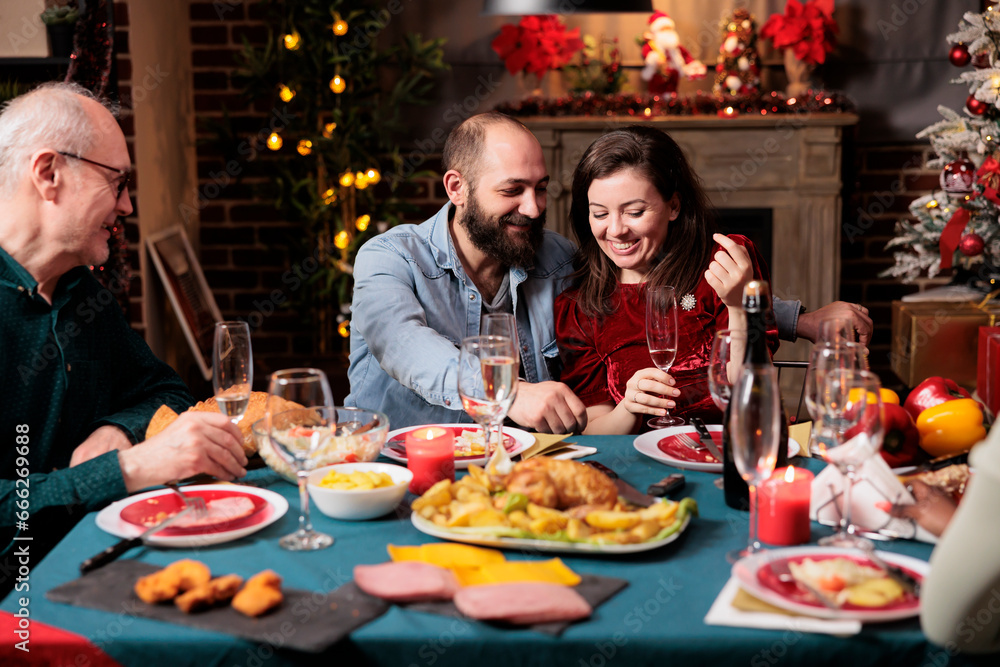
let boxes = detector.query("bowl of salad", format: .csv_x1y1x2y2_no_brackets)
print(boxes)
251,406,389,482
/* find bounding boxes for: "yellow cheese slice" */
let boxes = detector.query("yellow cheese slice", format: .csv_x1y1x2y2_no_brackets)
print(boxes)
387,543,506,568
458,558,581,587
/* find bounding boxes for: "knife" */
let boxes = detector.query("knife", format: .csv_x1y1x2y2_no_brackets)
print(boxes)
80,507,194,574
582,461,657,507
689,417,724,463
862,547,922,597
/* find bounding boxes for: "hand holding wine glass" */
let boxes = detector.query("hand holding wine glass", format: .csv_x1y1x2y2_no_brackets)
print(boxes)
213,321,253,424
457,335,518,460
267,368,334,551
646,285,683,428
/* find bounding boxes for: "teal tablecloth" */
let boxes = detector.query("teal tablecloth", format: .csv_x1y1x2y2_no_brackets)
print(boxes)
0,436,975,666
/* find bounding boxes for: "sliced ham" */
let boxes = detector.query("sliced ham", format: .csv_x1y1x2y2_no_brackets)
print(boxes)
454,583,591,625
354,561,459,602
172,497,257,528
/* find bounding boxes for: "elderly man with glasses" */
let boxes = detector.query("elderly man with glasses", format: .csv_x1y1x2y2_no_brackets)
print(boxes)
0,82,247,594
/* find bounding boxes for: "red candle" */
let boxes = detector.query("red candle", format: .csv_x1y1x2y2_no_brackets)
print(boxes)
756,466,814,546
405,427,455,495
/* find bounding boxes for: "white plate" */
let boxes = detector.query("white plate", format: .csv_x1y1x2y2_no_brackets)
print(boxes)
96,484,288,548
633,424,800,473
410,511,690,554
382,424,534,470
732,546,928,622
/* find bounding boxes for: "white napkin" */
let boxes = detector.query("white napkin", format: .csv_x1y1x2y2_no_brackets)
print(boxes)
549,444,598,460
810,453,938,544
704,577,862,635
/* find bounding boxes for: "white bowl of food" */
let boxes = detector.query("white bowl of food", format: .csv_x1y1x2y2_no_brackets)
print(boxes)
307,462,412,520
251,407,390,483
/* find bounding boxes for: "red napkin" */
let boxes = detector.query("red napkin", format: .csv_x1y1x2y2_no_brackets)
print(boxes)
0,610,121,667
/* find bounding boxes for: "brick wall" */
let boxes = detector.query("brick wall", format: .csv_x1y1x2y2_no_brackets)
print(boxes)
843,144,944,391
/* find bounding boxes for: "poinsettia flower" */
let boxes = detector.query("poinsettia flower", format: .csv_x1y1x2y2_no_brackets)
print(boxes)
491,15,584,79
761,0,838,66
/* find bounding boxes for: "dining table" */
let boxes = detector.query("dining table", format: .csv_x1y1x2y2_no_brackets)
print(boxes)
0,434,978,667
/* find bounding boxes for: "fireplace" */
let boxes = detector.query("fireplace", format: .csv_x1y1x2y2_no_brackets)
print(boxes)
714,207,774,271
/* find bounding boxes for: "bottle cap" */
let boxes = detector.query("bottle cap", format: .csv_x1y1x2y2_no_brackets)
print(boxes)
742,280,771,313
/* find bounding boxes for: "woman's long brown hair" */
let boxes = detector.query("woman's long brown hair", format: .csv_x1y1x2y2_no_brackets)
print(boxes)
567,125,718,317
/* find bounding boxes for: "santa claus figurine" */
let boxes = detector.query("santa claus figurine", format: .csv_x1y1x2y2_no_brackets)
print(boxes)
641,11,706,95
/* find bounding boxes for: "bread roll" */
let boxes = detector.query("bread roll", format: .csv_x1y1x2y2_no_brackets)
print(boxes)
144,391,301,456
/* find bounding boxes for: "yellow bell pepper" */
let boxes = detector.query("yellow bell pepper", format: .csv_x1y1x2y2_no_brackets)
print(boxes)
879,388,900,405
915,398,986,458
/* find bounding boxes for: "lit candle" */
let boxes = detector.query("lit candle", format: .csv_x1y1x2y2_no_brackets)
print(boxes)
756,465,814,546
717,105,737,118
405,427,455,495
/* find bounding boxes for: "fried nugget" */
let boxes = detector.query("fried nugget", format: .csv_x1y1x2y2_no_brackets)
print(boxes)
504,458,617,510
232,570,284,617
175,574,244,613
134,559,212,604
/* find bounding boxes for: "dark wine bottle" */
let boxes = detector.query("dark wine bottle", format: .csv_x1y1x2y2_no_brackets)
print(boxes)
723,280,788,511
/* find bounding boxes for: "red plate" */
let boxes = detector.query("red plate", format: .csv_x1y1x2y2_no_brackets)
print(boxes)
757,553,922,612
387,427,518,460
657,433,720,463
119,488,269,535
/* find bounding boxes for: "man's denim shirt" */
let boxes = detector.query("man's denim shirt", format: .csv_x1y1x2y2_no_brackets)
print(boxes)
346,203,576,429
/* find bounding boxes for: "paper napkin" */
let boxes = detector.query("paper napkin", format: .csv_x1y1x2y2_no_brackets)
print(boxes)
789,421,813,457
520,433,573,459
810,454,938,543
704,577,861,636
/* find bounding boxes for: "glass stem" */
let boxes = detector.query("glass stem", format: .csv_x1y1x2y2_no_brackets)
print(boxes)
297,468,312,535
841,468,856,537
748,483,761,554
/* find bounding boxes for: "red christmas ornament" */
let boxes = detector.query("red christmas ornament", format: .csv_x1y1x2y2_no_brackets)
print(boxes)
950,43,971,67
959,232,985,256
940,157,976,194
967,93,989,116
973,51,992,69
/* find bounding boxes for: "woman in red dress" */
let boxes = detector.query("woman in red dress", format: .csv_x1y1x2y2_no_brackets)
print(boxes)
555,126,778,434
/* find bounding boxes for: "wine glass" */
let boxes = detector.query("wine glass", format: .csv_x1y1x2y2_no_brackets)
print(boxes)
212,321,253,424
481,313,521,377
457,335,518,460
818,316,869,369
726,363,782,564
804,341,865,452
708,329,747,412
811,369,884,549
267,368,334,551
646,285,684,428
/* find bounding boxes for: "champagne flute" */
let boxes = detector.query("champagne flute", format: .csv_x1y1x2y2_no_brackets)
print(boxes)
818,316,869,369
812,369,884,549
804,341,865,453
212,321,253,424
457,335,518,460
482,313,520,371
726,363,782,564
708,329,747,412
267,368,334,551
646,285,684,428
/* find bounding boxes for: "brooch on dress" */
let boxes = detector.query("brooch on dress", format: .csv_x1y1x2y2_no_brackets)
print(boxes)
680,293,697,311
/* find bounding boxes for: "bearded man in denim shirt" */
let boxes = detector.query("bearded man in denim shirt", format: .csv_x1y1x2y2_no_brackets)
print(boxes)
347,112,588,433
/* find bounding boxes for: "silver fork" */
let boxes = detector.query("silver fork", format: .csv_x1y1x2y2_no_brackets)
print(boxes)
676,433,707,451
164,482,208,518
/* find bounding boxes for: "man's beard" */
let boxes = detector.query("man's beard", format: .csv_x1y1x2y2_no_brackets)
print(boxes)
460,191,545,268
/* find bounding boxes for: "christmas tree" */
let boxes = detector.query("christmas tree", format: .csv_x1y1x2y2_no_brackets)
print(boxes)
232,0,445,350
882,8,1000,284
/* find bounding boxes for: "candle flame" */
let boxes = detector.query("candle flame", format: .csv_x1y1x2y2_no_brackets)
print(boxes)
414,427,447,440
784,465,795,483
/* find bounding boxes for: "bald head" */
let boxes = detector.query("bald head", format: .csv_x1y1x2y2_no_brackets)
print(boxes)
442,112,534,189
0,82,119,197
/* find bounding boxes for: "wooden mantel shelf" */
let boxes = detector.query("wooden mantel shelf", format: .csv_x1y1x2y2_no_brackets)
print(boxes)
517,112,860,131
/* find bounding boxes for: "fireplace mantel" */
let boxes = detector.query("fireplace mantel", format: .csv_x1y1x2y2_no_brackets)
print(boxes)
524,113,859,364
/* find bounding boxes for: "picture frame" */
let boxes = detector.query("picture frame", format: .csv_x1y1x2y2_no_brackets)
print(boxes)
146,225,223,381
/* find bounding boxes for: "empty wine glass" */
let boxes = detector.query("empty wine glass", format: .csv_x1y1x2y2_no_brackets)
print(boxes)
213,321,253,424
267,368,334,551
811,369,884,549
457,335,518,460
818,316,869,369
726,363,782,564
481,313,521,377
646,285,684,428
805,341,866,453
708,329,747,412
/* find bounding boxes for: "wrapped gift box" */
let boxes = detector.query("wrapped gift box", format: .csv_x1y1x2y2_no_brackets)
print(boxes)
890,300,991,389
978,327,1000,417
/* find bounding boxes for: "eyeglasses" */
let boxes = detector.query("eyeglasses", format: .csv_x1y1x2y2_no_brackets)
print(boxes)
57,151,132,199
